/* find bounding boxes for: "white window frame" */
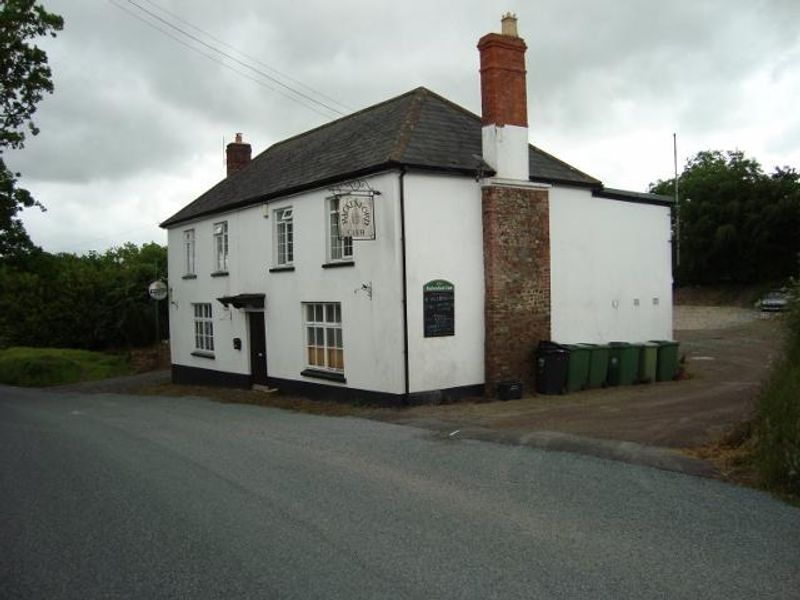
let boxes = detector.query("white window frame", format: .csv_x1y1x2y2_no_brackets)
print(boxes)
303,302,343,373
274,207,294,266
193,303,214,354
328,198,353,262
213,221,228,273
183,228,195,275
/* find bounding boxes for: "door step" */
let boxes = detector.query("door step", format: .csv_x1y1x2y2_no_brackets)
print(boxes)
252,384,279,394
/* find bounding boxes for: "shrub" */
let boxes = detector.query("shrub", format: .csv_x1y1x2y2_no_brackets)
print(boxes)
754,280,800,495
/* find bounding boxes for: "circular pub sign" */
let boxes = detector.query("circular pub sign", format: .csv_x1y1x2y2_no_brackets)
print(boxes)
148,280,168,301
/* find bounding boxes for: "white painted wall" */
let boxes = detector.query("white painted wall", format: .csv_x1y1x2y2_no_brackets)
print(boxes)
167,208,262,377
167,171,407,394
549,186,673,343
167,169,671,395
481,125,529,180
404,172,485,393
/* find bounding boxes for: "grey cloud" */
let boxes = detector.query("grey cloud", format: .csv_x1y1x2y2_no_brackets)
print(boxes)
12,0,800,253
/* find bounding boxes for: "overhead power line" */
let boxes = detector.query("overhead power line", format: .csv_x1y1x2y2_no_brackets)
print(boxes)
123,0,345,117
109,0,404,164
108,0,343,120
140,0,352,114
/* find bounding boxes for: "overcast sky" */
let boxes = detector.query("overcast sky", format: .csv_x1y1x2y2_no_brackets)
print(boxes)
7,0,800,254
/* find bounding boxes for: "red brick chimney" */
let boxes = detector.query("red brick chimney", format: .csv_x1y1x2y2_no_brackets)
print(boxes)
226,132,251,177
477,13,529,180
479,15,551,397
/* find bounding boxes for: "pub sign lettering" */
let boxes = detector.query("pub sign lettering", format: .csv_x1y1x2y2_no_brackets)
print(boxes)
338,194,375,240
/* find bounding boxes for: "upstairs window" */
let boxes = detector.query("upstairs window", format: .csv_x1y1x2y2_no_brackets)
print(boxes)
213,221,228,273
183,229,195,275
328,198,353,262
275,207,294,266
304,302,343,372
193,303,214,353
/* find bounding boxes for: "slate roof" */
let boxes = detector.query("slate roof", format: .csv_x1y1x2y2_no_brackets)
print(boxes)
161,87,602,227
593,187,673,206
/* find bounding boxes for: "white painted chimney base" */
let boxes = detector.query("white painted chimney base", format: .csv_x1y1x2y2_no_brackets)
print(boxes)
481,124,530,181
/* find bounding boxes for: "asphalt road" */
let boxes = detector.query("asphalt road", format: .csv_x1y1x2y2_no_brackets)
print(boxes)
1,386,799,599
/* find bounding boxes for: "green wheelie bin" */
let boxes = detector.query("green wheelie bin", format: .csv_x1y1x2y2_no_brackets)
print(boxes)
650,340,680,381
607,342,640,386
638,342,659,383
585,343,610,389
564,344,591,393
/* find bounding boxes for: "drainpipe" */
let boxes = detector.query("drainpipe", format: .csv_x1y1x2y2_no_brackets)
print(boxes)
399,168,410,402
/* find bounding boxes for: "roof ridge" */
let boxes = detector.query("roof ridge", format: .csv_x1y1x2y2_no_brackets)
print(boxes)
256,87,428,157
161,87,606,228
418,87,482,122
389,87,428,162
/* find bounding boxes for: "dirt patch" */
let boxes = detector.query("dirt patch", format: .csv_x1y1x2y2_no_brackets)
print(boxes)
673,305,762,330
128,343,171,373
372,314,785,451
133,382,371,417
682,421,759,486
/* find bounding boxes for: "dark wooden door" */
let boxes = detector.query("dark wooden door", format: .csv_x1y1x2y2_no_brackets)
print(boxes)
248,312,268,385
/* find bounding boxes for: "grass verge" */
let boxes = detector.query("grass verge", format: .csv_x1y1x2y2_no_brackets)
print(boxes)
0,347,131,387
752,282,800,498
690,283,800,504
752,351,800,498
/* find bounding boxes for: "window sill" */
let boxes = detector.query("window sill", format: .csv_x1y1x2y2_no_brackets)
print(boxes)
210,271,229,278
269,265,295,273
191,351,215,359
301,368,346,383
321,261,355,269
182,273,197,280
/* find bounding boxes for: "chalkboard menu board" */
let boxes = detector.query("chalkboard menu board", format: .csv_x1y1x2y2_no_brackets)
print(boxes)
423,279,455,337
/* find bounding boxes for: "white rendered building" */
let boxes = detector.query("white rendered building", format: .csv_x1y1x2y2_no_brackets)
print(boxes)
161,16,673,402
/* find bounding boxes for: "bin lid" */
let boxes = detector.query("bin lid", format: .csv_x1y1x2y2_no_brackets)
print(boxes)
537,340,569,354
649,339,679,346
563,343,592,353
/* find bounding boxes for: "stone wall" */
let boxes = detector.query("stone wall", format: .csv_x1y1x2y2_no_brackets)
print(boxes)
482,184,550,396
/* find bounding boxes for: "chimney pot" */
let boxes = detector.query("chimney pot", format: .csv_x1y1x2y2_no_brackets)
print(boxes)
501,12,518,37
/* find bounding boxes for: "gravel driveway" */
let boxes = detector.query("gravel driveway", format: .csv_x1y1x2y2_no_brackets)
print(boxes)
375,307,785,454
674,305,762,330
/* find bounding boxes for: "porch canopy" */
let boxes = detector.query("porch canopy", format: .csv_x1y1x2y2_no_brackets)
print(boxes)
216,293,265,309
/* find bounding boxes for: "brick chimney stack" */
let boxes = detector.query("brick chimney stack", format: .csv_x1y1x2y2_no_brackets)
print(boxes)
226,132,251,177
479,15,551,397
477,13,529,180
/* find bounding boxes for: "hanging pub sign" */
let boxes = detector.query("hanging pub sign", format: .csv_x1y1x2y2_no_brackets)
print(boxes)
337,194,375,240
423,279,455,337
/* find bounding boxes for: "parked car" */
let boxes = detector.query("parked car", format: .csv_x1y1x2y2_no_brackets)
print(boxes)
756,289,790,312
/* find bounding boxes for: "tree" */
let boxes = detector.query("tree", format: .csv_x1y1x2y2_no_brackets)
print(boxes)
0,243,169,349
0,0,63,261
651,150,800,285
